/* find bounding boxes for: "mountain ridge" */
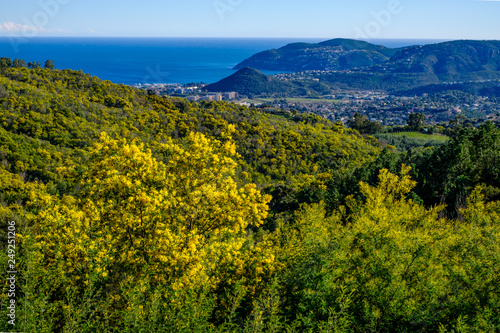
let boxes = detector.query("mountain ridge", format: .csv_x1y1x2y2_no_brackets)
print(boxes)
235,39,500,79
233,38,398,72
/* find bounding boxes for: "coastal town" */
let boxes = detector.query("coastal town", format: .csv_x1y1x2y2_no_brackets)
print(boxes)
136,82,500,127
134,83,239,102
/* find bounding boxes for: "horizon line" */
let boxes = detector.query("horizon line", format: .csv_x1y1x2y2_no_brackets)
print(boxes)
0,36,466,40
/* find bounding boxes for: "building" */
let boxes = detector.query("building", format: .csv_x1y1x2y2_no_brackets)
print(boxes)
223,92,239,100
187,95,201,102
202,94,223,101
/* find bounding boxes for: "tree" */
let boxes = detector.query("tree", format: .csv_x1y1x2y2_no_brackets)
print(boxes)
30,131,274,291
12,58,27,68
407,112,426,130
445,114,471,137
44,59,55,69
0,57,12,70
347,112,384,134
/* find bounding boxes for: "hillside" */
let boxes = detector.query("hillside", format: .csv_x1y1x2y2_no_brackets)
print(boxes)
233,38,397,71
386,40,500,77
232,39,500,92
205,67,295,95
2,65,500,332
0,66,379,187
392,80,500,97
205,67,335,96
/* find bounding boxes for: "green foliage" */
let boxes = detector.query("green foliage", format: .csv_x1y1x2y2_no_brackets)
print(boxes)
0,67,378,187
376,131,448,151
407,112,426,130
234,38,395,72
339,123,500,218
0,57,12,71
410,121,500,217
347,112,384,134
277,167,500,332
205,67,296,96
1,66,500,332
44,59,55,70
12,59,27,68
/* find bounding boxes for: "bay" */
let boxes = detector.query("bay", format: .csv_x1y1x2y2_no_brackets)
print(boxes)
0,37,449,85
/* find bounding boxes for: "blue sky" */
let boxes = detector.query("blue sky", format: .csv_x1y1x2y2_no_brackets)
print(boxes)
0,0,499,39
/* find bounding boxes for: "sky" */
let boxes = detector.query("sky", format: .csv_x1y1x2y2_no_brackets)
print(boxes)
0,0,499,40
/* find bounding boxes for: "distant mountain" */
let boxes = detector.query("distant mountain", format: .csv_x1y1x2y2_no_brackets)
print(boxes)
233,38,397,72
385,40,500,77
230,39,500,93
235,39,500,77
205,67,295,96
392,80,500,97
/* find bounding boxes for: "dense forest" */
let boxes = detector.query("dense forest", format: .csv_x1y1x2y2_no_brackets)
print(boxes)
1,64,500,332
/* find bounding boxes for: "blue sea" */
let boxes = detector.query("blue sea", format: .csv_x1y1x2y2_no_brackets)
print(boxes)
0,37,449,85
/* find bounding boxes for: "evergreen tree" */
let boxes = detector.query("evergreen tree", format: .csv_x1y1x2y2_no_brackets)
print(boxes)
0,57,12,70
12,58,27,68
44,59,55,69
407,112,426,130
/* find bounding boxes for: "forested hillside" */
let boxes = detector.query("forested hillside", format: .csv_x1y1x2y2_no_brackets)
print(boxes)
1,66,500,332
233,38,396,71
230,39,500,93
205,67,334,97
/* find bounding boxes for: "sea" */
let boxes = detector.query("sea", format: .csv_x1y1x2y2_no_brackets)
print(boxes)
0,37,449,86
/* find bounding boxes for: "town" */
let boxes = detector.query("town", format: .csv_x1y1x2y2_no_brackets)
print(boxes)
136,82,500,128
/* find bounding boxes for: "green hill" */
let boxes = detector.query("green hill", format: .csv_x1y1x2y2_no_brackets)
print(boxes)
392,80,500,97
232,39,500,92
387,40,500,77
3,65,500,332
0,65,379,189
233,38,397,71
205,67,295,96
205,67,336,97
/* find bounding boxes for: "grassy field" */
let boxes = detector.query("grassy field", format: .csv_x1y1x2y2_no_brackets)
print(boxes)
386,131,449,142
376,131,449,151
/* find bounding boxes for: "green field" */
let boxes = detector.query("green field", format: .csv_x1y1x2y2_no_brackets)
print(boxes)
376,131,449,150
386,131,450,142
